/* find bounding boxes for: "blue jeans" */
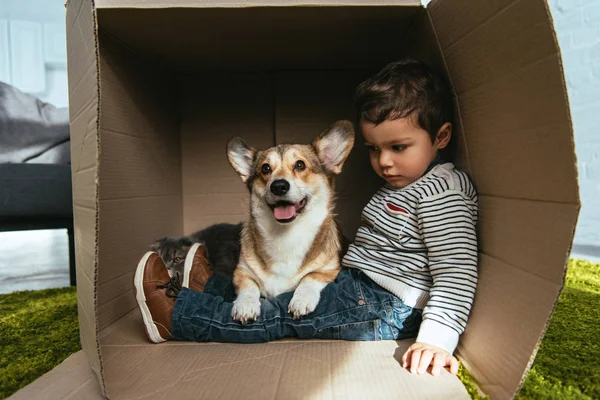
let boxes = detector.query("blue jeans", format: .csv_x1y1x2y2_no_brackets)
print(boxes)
171,268,422,343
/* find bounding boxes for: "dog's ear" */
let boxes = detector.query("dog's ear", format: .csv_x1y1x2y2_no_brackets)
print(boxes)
227,137,256,183
312,120,355,175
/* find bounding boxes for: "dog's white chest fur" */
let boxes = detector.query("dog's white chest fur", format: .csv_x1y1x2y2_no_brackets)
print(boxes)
256,202,327,297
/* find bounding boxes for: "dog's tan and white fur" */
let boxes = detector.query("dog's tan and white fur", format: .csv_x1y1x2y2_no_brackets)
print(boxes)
226,120,354,323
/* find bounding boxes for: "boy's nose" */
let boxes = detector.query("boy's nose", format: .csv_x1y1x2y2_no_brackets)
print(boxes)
378,151,393,168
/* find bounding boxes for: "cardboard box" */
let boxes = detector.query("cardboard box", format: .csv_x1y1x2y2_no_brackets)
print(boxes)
36,0,580,399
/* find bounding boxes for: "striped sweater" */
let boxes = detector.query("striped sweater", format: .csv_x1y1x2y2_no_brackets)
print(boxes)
342,163,478,354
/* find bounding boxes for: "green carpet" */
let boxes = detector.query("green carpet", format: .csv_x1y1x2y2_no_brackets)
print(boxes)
0,287,80,399
0,259,598,399
463,259,600,400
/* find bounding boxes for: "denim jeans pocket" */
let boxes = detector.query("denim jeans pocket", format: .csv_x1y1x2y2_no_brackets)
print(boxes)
391,302,422,336
316,319,381,341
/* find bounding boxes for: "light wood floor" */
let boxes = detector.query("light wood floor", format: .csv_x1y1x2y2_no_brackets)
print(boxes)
0,229,70,294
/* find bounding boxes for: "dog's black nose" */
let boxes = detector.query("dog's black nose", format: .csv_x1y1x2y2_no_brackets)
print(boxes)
270,179,290,196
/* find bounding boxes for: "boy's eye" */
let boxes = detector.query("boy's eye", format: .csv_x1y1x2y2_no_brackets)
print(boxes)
366,145,378,152
173,257,182,263
261,163,271,175
392,144,406,151
294,160,306,171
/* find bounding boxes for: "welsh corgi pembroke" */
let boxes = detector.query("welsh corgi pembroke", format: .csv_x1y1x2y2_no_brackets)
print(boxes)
226,120,355,323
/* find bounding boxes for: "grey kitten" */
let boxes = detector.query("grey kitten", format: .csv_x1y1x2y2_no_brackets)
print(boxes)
149,236,192,279
150,223,242,279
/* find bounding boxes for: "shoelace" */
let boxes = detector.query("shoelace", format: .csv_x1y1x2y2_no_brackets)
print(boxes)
156,273,182,299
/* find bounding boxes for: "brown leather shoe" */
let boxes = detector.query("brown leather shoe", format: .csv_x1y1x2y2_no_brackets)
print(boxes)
133,252,181,343
182,243,213,292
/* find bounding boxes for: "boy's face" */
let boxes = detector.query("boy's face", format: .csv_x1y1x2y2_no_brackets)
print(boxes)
361,115,451,189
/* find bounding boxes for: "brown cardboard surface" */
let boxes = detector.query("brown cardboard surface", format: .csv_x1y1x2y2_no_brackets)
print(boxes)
8,351,105,400
97,196,182,329
96,0,421,8
97,33,182,201
98,310,468,399
428,0,515,51
180,75,274,233
103,341,468,400
62,0,580,399
478,196,579,284
97,7,419,72
431,0,578,203
458,254,563,399
443,0,557,95
66,0,103,390
95,31,184,333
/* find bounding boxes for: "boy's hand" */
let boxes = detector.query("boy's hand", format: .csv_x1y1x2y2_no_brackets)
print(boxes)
401,342,459,376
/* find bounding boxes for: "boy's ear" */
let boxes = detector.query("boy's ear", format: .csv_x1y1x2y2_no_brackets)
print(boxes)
435,122,452,150
227,137,256,183
312,120,355,175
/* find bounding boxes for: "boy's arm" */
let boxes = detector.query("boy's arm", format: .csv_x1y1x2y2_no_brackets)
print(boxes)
408,190,478,373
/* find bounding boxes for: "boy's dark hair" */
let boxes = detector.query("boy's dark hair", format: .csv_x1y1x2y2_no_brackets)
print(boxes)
355,59,453,143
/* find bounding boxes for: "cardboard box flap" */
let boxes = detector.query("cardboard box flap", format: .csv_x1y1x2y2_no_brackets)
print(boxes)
427,0,580,398
458,254,563,399
478,196,579,284
9,351,104,400
96,0,422,8
66,0,104,394
429,0,578,204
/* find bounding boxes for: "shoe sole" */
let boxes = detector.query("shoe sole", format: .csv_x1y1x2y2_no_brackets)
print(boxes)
134,251,167,344
182,243,202,288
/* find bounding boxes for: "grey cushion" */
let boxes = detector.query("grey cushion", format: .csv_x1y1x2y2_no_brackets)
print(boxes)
0,81,70,164
0,163,73,219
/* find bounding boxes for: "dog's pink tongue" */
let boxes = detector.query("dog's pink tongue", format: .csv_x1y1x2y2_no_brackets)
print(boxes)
274,205,296,220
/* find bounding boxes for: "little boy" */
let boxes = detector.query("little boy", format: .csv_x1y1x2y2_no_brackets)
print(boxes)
134,59,478,377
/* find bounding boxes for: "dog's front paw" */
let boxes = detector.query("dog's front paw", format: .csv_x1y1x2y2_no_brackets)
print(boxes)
232,296,261,324
288,287,320,319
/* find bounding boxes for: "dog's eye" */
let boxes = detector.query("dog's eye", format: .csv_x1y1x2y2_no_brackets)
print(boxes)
261,163,271,175
295,160,306,171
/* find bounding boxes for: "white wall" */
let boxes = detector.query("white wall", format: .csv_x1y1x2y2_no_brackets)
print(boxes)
0,0,68,107
548,0,600,261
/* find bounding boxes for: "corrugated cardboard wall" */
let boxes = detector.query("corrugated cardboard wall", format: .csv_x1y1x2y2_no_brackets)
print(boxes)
96,7,419,73
428,0,579,398
66,0,103,389
96,32,184,332
180,74,274,234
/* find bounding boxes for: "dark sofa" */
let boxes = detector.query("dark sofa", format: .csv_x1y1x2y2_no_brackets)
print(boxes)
0,82,75,286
